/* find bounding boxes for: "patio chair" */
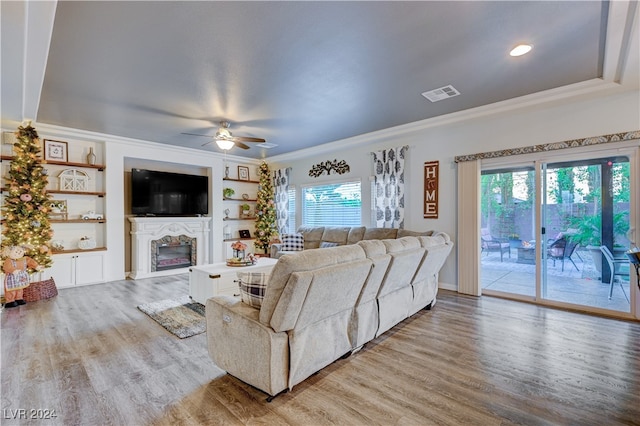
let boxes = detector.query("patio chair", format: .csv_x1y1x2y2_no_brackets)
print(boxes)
480,228,510,262
600,245,630,302
547,235,580,272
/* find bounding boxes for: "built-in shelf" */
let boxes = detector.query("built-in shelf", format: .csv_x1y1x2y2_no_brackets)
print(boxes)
223,238,255,242
223,177,259,184
223,217,257,221
49,219,106,224
48,190,105,197
1,155,105,171
52,247,107,254
223,197,257,202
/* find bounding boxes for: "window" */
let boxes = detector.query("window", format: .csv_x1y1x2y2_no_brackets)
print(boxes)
302,181,361,227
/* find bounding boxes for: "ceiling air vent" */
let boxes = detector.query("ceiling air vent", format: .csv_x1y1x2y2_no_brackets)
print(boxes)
421,85,460,102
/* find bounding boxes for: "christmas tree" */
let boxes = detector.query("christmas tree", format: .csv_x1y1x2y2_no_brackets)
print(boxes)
254,161,277,253
1,123,53,271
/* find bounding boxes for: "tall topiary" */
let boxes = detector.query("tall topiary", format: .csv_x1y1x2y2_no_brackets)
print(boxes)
254,161,277,253
1,123,53,271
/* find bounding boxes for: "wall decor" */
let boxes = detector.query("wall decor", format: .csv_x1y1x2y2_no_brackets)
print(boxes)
58,168,89,191
48,199,68,220
308,159,350,178
423,161,439,219
44,139,68,162
239,229,251,239
238,166,250,181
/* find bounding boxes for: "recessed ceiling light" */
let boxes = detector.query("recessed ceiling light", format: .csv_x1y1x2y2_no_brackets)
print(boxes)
510,44,533,57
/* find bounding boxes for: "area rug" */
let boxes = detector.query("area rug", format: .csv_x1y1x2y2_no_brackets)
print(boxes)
137,295,206,338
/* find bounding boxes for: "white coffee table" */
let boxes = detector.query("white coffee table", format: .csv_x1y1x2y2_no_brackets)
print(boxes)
188,257,278,304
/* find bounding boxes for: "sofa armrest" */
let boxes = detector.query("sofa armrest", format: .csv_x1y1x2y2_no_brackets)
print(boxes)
206,296,289,397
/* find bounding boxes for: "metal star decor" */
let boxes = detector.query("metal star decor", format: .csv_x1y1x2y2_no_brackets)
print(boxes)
308,159,350,178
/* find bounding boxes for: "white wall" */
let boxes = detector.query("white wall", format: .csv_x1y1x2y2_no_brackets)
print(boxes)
268,89,640,289
14,89,639,287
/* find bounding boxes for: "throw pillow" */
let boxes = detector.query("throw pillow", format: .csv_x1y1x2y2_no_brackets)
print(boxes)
281,233,304,251
320,241,338,248
237,272,269,308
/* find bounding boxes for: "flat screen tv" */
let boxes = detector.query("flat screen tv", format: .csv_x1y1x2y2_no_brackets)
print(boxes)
131,168,208,216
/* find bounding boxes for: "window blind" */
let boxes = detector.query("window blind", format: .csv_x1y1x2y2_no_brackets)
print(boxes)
302,181,361,227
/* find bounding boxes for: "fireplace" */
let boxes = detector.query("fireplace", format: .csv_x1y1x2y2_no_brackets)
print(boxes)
128,217,211,279
151,235,196,272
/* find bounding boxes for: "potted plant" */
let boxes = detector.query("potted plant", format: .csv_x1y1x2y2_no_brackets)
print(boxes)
240,203,251,217
508,233,521,249
569,212,630,273
223,188,235,199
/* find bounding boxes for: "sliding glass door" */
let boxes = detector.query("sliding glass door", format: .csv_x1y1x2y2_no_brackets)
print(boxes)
541,157,631,312
481,154,632,315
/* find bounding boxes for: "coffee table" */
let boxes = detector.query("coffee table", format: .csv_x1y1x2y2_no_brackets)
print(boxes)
189,257,278,304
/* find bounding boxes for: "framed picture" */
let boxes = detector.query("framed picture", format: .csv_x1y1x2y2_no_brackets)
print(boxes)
238,165,250,181
239,229,251,238
44,139,68,162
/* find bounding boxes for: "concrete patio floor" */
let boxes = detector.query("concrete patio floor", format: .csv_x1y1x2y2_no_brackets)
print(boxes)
481,248,631,313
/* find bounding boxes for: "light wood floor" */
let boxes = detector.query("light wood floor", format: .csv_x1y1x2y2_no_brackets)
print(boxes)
2,275,639,425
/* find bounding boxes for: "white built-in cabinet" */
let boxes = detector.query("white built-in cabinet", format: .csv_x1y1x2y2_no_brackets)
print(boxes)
1,132,106,288
44,251,105,288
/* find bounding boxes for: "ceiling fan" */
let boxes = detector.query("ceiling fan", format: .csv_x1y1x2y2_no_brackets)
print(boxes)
182,121,265,150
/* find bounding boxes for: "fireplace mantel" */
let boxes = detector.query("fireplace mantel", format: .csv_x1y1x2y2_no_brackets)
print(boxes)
128,217,211,279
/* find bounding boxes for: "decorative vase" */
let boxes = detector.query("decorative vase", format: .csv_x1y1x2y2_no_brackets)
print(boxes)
225,165,230,178
233,249,245,259
86,147,96,165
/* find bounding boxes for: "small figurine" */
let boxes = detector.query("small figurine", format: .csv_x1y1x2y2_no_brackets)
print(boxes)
2,245,42,308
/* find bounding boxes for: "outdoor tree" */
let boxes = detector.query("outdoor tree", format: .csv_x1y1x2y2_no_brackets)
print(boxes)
2,123,53,271
254,161,277,253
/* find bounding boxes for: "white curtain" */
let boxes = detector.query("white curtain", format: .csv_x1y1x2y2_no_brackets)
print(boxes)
372,146,407,228
273,167,290,235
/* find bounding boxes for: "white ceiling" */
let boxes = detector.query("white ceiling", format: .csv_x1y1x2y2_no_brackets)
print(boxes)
2,1,639,159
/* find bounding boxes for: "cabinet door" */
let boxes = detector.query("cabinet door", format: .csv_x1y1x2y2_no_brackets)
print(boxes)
44,255,75,288
75,253,105,285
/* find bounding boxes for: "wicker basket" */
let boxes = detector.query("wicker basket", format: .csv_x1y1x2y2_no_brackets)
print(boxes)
23,278,58,302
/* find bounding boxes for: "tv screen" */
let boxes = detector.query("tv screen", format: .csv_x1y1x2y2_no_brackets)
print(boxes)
131,168,208,216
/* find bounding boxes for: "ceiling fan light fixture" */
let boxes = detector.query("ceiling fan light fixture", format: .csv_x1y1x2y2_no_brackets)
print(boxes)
215,139,235,150
510,44,533,57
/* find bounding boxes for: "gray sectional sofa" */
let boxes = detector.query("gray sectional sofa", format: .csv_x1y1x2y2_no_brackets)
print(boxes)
270,225,434,258
206,231,454,399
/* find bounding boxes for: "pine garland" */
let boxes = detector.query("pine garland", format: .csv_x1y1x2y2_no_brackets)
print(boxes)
254,161,277,253
1,123,53,270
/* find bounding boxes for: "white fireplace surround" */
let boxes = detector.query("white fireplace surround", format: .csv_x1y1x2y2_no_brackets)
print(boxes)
128,217,211,279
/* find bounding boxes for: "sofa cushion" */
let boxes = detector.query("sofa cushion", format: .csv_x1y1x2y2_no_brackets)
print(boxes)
363,228,398,240
320,241,339,248
321,227,351,245
347,226,366,244
237,272,269,308
297,226,324,249
397,229,433,238
281,233,304,251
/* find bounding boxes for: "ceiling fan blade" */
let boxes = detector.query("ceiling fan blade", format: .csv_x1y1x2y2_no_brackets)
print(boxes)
182,132,214,138
232,136,266,143
200,140,214,147
234,141,251,150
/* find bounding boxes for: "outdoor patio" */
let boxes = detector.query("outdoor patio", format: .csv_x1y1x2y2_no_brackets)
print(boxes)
481,247,631,313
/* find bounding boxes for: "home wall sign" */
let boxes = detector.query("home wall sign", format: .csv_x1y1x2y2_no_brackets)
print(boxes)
308,159,350,178
423,161,439,219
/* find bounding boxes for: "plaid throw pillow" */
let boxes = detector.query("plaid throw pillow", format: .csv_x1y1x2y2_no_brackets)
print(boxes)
281,233,304,251
237,272,269,308
320,241,338,248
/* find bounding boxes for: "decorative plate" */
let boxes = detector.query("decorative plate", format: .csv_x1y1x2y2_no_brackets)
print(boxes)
226,260,254,267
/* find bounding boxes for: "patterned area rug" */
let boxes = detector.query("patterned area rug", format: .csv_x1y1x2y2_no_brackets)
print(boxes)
137,295,206,338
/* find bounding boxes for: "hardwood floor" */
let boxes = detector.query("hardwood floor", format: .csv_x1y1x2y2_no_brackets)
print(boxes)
2,275,639,425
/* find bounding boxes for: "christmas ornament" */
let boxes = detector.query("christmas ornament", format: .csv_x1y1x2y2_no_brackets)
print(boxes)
20,193,33,202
